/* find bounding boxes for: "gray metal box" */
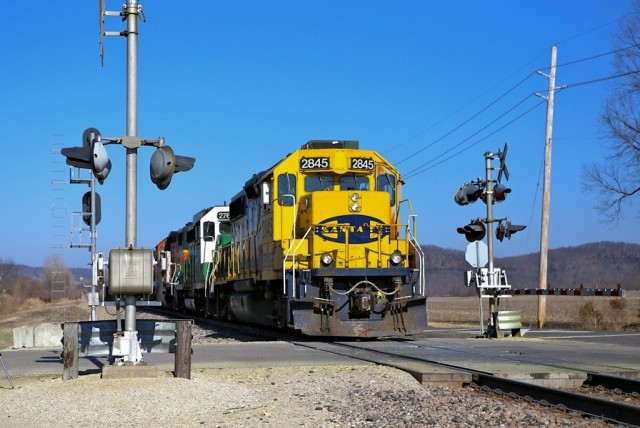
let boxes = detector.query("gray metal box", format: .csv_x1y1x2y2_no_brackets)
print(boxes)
109,248,153,295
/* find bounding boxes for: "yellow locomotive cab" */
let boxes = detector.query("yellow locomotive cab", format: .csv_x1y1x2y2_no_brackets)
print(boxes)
161,140,427,338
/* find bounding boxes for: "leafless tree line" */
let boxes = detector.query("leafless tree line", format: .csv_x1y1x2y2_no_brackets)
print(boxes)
0,256,81,314
582,1,640,223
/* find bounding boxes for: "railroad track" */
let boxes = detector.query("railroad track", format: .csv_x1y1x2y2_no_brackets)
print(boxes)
142,307,640,426
294,340,640,427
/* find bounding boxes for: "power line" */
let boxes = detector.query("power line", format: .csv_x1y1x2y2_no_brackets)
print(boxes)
563,68,640,89
538,44,640,71
401,66,639,181
392,15,637,180
392,47,631,172
552,13,633,46
404,98,546,180
394,73,535,166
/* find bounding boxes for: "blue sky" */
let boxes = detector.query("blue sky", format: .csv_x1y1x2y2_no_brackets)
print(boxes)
1,1,639,268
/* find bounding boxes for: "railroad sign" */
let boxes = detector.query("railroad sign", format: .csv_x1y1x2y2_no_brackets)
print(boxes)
465,240,488,268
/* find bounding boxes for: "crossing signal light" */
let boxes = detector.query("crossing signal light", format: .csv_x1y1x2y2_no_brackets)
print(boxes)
82,192,102,226
150,146,196,190
454,183,482,206
495,220,526,242
61,128,112,184
479,183,511,204
493,183,511,203
457,219,486,242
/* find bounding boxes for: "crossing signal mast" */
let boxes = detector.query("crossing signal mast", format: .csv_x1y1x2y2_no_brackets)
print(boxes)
60,1,195,365
453,144,526,338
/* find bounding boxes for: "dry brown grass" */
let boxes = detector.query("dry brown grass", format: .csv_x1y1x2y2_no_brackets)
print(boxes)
428,290,640,331
18,297,47,310
0,298,95,350
1,293,639,350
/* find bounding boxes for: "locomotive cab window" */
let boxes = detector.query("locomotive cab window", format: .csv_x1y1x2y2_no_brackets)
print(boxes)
304,174,334,192
340,175,369,191
377,173,396,206
202,221,215,242
278,173,296,206
219,221,232,234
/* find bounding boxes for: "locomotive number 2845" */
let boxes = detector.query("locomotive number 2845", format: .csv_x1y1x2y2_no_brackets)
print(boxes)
350,157,374,171
300,157,330,170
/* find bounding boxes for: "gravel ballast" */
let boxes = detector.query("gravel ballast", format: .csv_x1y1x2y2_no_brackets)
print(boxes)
0,364,611,427
0,306,617,427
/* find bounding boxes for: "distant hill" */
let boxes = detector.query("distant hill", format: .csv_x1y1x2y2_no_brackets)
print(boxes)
6,265,91,283
424,241,640,296
7,241,640,297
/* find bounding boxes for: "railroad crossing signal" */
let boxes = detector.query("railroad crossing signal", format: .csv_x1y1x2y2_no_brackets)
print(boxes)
454,181,511,206
150,146,196,190
496,220,526,242
457,219,486,242
62,128,195,190
454,183,482,206
453,144,526,338
61,128,112,184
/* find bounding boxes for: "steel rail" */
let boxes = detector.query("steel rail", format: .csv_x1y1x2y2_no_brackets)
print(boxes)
473,373,640,427
300,341,640,427
584,372,640,395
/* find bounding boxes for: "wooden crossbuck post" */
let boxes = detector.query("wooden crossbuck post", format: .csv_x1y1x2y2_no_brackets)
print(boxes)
62,322,80,381
174,320,192,379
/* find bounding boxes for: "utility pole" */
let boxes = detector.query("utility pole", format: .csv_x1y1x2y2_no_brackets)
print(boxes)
89,172,98,321
123,0,140,348
537,46,557,329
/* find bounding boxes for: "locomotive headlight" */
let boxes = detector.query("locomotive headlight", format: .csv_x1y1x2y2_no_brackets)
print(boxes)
349,193,361,212
389,250,403,266
320,252,333,266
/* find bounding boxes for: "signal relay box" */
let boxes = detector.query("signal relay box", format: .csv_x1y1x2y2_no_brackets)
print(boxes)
108,247,153,295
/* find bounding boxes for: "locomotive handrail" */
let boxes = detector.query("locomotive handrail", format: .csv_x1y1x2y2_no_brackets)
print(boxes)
401,198,425,297
407,214,425,296
170,263,180,285
205,248,219,298
225,236,253,280
399,198,418,240
280,194,296,242
282,225,314,296
169,263,180,300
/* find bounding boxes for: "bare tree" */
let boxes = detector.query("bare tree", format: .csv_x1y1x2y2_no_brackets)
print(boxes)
41,255,74,301
0,258,17,294
582,3,640,223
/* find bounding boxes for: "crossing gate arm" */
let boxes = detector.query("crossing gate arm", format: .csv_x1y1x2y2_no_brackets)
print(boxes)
497,288,625,297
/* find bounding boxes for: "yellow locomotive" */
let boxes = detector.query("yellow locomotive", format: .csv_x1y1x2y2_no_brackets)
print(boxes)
210,140,427,337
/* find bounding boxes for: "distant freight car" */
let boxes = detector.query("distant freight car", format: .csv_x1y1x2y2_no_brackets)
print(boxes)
155,140,427,337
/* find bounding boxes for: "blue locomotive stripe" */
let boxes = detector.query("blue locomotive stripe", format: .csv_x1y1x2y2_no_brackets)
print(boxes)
316,215,390,244
310,267,411,277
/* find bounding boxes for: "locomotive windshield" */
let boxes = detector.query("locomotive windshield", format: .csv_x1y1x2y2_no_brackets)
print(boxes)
377,173,396,205
304,174,333,191
278,173,296,206
340,175,369,191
